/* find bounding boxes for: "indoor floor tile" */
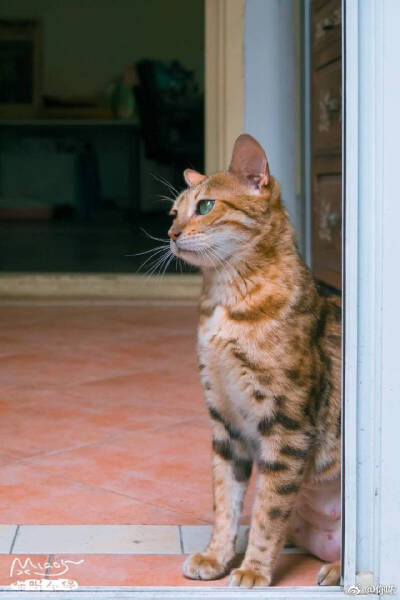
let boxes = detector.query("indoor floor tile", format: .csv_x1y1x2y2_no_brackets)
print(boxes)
0,555,51,586
45,553,323,587
0,463,197,525
0,525,17,553
14,525,181,555
0,302,327,588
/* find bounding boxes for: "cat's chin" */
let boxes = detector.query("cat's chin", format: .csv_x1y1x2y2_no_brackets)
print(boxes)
175,249,207,268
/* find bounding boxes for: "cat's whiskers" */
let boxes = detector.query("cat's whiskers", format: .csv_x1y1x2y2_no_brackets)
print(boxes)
150,173,179,197
126,243,170,258
157,194,175,204
136,247,171,273
143,242,186,280
140,228,170,244
145,247,173,278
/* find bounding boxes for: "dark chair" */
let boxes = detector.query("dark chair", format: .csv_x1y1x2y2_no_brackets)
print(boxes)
134,59,204,187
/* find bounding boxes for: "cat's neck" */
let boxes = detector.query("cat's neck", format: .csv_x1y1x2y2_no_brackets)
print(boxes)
200,214,312,312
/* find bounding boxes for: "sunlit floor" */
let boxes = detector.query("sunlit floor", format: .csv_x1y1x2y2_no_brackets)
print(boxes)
0,300,323,587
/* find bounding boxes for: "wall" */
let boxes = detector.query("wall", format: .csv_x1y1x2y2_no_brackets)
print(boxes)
0,0,204,97
0,0,204,211
244,0,303,248
205,0,244,175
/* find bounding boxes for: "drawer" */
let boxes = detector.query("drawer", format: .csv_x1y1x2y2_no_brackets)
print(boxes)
311,0,341,68
311,170,342,289
312,59,341,155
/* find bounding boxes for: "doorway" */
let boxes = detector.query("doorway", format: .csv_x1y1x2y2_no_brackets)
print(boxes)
0,0,344,591
0,0,204,275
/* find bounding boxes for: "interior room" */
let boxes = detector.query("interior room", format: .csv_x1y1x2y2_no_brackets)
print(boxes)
0,0,343,591
0,0,204,273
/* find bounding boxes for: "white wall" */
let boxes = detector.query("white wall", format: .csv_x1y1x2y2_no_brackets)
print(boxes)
244,0,302,245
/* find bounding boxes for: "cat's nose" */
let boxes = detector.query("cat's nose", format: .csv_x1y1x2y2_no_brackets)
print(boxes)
168,227,182,241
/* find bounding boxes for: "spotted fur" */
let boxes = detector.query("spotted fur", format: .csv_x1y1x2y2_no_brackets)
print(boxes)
170,135,341,588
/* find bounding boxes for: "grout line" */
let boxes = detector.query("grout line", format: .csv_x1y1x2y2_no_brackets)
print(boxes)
9,525,19,554
13,436,122,464
45,554,53,579
13,415,206,467
7,525,306,555
46,474,213,525
178,525,184,554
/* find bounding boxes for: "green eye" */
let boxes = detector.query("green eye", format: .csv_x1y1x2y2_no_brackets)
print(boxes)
197,199,215,216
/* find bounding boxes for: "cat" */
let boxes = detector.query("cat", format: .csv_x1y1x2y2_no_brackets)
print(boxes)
168,134,341,588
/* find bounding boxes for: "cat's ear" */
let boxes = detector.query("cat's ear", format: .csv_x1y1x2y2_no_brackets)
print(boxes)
228,134,270,192
183,169,206,187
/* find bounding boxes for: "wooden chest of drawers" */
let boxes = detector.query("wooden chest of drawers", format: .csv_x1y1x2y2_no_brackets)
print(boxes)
310,0,342,290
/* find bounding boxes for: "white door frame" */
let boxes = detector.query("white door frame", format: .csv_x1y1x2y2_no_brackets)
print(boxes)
3,0,400,598
205,0,244,174
344,0,400,592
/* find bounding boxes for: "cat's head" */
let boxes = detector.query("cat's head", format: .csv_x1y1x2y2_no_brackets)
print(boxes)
168,134,282,268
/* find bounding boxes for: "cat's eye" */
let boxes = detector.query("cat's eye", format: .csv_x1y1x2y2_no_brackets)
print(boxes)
196,199,215,216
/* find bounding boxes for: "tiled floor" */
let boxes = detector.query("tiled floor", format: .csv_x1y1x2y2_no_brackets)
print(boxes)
0,300,324,587
0,553,322,588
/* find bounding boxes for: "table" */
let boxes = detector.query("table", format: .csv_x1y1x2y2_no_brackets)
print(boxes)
0,119,141,219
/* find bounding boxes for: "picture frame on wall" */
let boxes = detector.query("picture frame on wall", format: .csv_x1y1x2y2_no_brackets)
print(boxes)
0,20,42,118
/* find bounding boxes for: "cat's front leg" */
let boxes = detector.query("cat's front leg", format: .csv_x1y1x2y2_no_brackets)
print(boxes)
183,420,252,580
229,430,309,588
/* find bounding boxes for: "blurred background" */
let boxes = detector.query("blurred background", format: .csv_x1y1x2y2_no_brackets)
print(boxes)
0,0,204,273
0,0,341,290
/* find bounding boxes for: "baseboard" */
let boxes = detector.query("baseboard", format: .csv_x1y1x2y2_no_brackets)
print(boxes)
0,273,202,299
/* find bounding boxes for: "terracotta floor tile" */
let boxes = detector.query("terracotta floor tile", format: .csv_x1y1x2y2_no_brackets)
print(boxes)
0,399,117,457
0,555,51,586
67,372,206,418
0,463,199,524
0,334,36,359
273,554,324,586
23,419,255,524
0,304,327,587
47,553,323,587
0,305,198,352
0,351,133,389
22,421,214,523
0,450,25,466
48,554,228,587
0,387,206,459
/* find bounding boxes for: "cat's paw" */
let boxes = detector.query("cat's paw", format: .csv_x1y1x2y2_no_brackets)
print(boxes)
317,561,340,586
228,567,271,588
182,553,228,580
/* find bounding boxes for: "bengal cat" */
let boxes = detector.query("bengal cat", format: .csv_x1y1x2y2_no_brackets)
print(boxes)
168,134,341,588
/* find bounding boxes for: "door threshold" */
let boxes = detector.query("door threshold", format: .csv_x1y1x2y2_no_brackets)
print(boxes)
0,273,202,299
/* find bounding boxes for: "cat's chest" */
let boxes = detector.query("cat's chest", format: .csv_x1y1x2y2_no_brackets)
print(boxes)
198,306,272,441
198,305,245,369
198,305,227,345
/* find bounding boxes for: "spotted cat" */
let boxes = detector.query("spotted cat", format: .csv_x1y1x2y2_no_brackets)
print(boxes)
168,134,341,588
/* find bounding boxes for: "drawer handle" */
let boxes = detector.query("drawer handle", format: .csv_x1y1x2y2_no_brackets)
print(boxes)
315,8,341,40
322,16,339,31
325,97,340,114
318,92,341,132
328,212,341,229
318,205,341,242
